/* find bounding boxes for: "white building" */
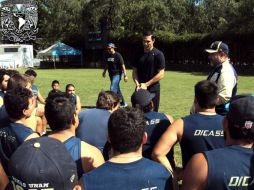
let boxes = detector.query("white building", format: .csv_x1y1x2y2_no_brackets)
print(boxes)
0,44,34,68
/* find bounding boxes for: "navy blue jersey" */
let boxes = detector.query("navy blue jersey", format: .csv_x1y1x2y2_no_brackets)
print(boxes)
82,158,172,190
143,111,175,168
0,90,5,98
8,123,34,143
105,52,124,77
180,113,225,168
204,145,254,190
64,136,83,179
0,122,34,174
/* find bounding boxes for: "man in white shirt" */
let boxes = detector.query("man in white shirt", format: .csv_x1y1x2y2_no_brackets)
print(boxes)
205,41,238,115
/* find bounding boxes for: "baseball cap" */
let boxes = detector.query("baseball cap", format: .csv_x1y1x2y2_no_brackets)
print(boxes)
107,43,116,49
205,41,229,55
227,94,254,136
131,89,155,107
8,137,78,190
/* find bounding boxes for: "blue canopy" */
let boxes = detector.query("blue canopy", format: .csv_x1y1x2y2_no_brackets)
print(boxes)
38,42,81,57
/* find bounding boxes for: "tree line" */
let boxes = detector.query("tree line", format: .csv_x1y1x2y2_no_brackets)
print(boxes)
34,0,254,49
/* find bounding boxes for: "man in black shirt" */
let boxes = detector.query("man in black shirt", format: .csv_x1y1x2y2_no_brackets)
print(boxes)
103,43,128,107
132,32,165,112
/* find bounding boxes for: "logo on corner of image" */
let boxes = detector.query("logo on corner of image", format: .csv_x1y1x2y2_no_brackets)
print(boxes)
0,0,38,42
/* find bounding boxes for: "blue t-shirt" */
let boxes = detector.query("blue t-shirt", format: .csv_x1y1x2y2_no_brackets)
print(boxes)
180,113,225,168
82,158,172,190
204,145,254,190
76,108,111,152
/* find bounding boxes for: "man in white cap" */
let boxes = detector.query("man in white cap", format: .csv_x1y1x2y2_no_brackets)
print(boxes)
205,41,238,115
102,43,128,107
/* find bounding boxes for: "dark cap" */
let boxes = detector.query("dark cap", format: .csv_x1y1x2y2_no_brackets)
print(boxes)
227,94,254,135
205,41,229,55
107,43,116,49
8,137,78,190
131,89,155,107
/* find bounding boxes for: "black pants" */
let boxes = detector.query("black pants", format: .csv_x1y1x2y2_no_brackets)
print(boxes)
149,88,160,112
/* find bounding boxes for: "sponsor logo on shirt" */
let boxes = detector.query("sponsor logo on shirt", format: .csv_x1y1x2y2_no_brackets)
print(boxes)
107,58,114,62
228,176,253,187
193,130,223,136
141,187,157,190
146,119,160,125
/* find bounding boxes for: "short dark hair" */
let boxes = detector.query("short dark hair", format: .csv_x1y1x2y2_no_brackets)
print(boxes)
45,93,76,131
0,69,9,83
65,84,75,92
4,86,33,120
51,80,59,86
7,74,31,90
108,107,146,153
24,69,37,77
7,70,19,77
195,80,218,109
96,91,120,110
143,31,155,40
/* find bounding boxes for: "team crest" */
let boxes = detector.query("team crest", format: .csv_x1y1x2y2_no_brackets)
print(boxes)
244,121,253,129
0,0,38,42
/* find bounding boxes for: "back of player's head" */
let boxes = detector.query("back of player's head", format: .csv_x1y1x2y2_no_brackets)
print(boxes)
45,93,76,131
24,69,37,77
4,86,33,120
96,91,120,110
226,94,254,142
7,73,31,90
195,80,218,109
51,80,59,86
108,107,146,153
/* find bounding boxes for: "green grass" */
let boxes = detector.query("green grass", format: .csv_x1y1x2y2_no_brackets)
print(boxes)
21,68,254,166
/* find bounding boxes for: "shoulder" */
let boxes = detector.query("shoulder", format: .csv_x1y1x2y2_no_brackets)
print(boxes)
153,48,164,56
140,158,172,175
115,52,122,56
221,61,235,72
204,146,227,157
80,141,103,157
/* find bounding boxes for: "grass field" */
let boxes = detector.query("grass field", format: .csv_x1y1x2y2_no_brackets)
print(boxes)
21,68,254,166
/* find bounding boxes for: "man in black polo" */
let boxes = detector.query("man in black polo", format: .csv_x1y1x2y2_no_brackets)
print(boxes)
132,31,165,112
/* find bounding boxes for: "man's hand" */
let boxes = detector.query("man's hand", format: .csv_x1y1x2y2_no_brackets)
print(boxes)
124,75,128,82
102,71,106,78
140,83,147,90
